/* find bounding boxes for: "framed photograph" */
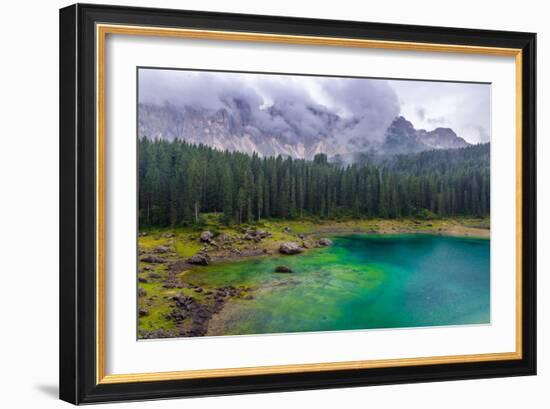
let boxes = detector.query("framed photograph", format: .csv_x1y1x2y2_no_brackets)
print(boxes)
59,3,536,404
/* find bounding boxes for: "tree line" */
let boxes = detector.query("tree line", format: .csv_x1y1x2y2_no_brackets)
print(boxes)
139,138,490,227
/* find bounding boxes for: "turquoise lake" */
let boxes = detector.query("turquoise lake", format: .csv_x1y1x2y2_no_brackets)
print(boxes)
184,234,490,336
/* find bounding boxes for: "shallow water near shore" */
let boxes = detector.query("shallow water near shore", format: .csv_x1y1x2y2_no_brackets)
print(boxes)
183,234,490,336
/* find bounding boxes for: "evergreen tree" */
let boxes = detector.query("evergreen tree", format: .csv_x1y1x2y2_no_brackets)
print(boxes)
138,138,490,227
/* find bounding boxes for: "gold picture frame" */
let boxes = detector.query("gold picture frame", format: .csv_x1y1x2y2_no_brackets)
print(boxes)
60,4,536,404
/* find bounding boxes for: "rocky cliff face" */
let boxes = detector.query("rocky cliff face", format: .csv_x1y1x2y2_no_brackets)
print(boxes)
382,116,469,155
138,103,470,160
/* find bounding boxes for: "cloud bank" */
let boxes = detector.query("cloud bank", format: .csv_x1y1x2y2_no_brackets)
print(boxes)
139,69,491,148
139,69,401,151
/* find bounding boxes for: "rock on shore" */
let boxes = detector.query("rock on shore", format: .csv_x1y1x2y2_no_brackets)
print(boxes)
279,242,303,255
187,253,211,265
200,231,214,242
140,255,167,264
243,229,270,241
317,238,333,247
154,245,171,253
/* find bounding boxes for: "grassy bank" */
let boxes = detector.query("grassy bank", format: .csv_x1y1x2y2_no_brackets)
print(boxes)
140,215,490,259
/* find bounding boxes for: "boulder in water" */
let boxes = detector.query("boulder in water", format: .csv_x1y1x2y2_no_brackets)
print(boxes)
317,238,333,247
274,265,293,273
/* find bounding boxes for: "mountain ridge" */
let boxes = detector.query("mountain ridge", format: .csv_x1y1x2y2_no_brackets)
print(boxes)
138,102,470,160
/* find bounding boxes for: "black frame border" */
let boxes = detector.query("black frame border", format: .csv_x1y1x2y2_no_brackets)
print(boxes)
60,3,536,404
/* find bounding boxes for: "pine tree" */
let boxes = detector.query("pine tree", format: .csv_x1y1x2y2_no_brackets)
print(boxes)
138,138,490,226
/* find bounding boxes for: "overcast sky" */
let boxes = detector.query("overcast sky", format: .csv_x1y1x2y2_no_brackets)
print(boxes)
388,80,491,144
139,69,491,144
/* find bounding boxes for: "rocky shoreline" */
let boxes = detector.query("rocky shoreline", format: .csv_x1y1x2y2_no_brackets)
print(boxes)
137,219,489,338
138,227,337,339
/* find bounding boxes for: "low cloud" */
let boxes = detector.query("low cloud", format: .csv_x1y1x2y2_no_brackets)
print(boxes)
139,69,400,152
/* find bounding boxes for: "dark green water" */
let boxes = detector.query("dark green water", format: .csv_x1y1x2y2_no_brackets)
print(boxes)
185,234,490,336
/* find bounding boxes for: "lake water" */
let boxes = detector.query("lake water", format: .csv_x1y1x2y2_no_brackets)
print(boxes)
184,234,490,336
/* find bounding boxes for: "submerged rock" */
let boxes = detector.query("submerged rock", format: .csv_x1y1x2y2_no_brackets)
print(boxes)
274,265,293,273
279,242,303,255
154,245,171,253
317,238,333,247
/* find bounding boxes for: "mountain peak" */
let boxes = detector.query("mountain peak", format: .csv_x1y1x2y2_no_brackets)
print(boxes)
385,116,417,140
382,116,470,155
138,102,470,160
390,116,416,131
416,127,469,150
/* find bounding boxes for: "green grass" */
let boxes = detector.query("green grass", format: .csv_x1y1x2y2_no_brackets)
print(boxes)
138,234,169,250
174,237,202,257
137,280,176,333
138,215,490,259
